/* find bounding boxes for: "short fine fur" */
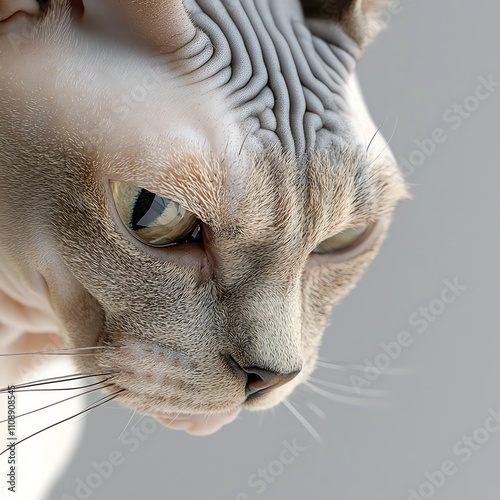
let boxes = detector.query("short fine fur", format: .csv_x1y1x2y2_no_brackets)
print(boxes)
0,1,407,497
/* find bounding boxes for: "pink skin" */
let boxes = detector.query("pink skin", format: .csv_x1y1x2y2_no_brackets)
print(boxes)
150,408,242,435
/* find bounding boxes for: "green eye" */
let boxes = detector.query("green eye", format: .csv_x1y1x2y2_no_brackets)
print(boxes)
110,181,200,247
313,223,372,254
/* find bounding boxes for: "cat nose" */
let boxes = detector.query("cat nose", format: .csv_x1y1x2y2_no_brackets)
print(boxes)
243,366,301,399
226,356,301,400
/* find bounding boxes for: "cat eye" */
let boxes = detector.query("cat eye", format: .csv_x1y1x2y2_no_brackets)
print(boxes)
110,181,200,247
313,223,372,255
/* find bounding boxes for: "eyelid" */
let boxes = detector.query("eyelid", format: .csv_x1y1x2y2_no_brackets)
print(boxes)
310,220,385,263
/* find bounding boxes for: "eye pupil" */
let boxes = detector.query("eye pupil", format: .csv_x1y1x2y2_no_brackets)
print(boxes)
131,189,159,230
110,181,200,248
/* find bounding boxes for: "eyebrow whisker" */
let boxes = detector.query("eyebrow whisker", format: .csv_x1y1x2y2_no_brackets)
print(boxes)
369,116,398,166
366,114,389,153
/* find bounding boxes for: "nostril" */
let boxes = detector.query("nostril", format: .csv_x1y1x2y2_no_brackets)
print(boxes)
224,355,301,400
246,371,265,391
243,367,300,399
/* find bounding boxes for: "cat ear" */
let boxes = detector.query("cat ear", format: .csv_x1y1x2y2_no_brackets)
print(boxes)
0,0,40,23
120,0,197,54
301,0,389,51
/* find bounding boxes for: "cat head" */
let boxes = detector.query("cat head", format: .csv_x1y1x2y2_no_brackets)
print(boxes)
0,0,408,434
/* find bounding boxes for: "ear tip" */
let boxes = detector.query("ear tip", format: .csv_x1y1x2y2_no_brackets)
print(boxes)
301,0,392,51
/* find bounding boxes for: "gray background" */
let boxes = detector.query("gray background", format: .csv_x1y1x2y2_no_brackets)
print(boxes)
51,1,500,499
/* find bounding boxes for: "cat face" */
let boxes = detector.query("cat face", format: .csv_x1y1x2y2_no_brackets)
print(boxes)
0,0,408,434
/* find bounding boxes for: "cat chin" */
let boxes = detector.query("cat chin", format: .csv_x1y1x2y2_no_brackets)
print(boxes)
148,407,241,436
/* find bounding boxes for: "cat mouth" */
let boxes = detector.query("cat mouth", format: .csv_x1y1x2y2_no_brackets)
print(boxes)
146,407,241,435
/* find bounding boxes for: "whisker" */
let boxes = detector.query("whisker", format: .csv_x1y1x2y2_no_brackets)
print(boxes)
238,127,253,156
118,410,136,441
131,414,147,430
0,345,127,357
2,377,116,393
156,413,178,428
316,359,411,375
369,116,398,166
366,114,389,153
159,413,181,432
295,394,327,420
0,383,116,424
304,400,327,420
63,386,123,430
308,377,388,398
0,372,117,393
304,381,389,408
315,359,369,373
0,389,126,456
283,399,321,442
